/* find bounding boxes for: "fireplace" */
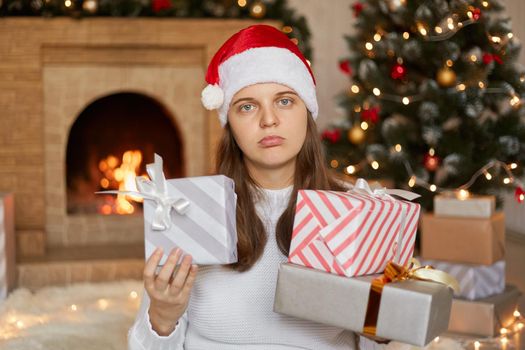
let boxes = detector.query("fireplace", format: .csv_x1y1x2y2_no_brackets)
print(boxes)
66,92,184,215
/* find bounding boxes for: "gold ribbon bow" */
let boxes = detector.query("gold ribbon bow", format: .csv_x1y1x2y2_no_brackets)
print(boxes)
363,259,459,336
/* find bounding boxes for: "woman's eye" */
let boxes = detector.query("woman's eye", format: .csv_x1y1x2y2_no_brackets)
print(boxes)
240,104,254,112
279,98,293,106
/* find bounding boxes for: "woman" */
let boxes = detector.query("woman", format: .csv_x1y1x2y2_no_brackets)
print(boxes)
128,24,385,350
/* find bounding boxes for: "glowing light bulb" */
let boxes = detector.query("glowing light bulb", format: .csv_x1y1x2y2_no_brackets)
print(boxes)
351,85,360,93
374,33,382,42
70,304,78,311
457,83,466,91
478,81,485,89
510,95,520,107
474,341,481,350
365,42,374,50
485,172,492,180
394,144,402,152
408,176,416,188
457,189,470,200
514,310,521,317
434,336,440,343
435,26,443,34
130,291,138,299
501,337,508,345
403,32,410,39
402,97,410,105
500,327,508,335
98,299,109,310
430,184,437,192
510,163,518,169
503,178,511,184
371,161,379,170
482,1,489,7
346,165,356,174
330,159,339,168
373,88,381,96
429,148,435,156
361,121,369,130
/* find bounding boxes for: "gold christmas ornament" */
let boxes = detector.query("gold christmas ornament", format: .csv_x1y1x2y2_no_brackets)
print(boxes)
436,66,457,87
348,125,365,144
250,1,266,18
83,0,98,14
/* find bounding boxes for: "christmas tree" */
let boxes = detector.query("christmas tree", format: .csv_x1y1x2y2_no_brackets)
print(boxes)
323,0,525,210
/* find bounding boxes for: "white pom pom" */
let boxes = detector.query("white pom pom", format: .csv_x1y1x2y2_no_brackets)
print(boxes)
201,84,224,110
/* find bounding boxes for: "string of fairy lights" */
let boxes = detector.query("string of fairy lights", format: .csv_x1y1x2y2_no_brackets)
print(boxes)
432,309,524,349
337,0,525,200
0,287,141,341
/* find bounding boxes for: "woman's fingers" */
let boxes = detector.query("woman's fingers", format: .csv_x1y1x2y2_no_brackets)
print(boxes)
154,248,182,292
180,265,198,297
169,254,193,295
144,247,163,292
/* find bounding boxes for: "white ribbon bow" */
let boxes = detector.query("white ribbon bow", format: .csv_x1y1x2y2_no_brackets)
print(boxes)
96,153,190,231
352,178,421,201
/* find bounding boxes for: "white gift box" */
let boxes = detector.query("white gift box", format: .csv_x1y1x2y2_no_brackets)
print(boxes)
419,258,505,300
98,154,238,266
434,194,495,218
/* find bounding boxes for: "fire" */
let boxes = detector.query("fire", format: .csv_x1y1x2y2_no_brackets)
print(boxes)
98,150,147,215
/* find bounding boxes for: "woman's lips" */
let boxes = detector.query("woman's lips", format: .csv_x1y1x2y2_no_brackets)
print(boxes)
258,135,284,147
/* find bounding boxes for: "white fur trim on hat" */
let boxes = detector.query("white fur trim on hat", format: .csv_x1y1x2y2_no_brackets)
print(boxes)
215,47,318,127
201,84,224,110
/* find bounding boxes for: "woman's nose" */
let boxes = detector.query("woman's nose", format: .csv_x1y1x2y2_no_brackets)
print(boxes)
259,105,279,127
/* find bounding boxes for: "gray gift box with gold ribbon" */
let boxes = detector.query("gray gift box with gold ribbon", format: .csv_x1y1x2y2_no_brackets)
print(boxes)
273,263,453,347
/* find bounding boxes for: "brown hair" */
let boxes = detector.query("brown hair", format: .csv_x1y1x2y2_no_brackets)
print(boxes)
215,111,347,272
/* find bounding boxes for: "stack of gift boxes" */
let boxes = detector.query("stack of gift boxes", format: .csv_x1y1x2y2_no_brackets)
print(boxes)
419,193,522,337
273,180,457,347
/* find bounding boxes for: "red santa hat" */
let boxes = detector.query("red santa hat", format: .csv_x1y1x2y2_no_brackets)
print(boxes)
201,24,318,126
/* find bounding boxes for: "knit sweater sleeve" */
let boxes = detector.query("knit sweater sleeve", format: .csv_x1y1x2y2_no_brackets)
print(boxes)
128,290,187,350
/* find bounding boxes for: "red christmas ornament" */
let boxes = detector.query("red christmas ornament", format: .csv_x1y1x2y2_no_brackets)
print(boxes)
472,7,482,21
352,2,364,17
390,63,407,80
423,153,441,172
361,106,380,123
339,60,352,76
152,0,172,12
515,187,525,203
321,129,342,144
482,53,503,65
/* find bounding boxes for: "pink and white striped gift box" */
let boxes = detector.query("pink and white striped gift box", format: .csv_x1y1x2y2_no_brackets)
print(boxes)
289,185,420,277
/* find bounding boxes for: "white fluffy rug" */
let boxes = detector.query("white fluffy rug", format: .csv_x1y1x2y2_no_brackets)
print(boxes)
0,280,143,350
0,280,477,350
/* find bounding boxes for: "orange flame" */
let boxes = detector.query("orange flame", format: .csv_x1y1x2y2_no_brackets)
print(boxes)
98,150,147,215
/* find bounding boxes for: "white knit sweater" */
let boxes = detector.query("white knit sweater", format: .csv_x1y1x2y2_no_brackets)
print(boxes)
128,186,384,350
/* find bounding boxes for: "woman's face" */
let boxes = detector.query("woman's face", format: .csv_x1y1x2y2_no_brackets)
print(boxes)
227,83,308,172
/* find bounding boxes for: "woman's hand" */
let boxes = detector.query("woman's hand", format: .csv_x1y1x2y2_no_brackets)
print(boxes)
144,247,198,336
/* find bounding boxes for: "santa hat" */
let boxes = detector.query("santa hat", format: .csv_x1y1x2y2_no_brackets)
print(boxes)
201,24,318,126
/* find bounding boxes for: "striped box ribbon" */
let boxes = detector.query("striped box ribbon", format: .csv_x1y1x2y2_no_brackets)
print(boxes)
144,175,238,266
419,259,505,300
289,190,420,277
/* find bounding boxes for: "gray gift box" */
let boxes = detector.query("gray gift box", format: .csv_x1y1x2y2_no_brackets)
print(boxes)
274,263,453,347
447,285,522,337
